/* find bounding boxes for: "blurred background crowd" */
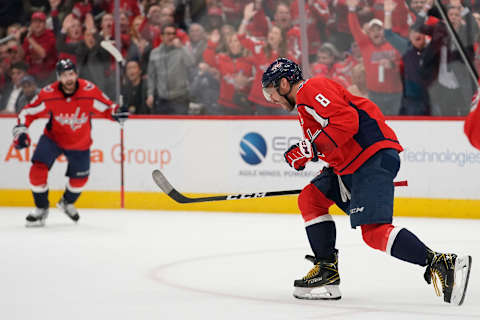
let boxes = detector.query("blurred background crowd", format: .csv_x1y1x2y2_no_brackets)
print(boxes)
0,0,479,116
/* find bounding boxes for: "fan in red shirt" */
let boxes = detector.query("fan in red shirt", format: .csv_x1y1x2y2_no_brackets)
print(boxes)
22,11,58,86
203,30,254,114
348,0,403,115
139,5,189,49
237,3,296,114
220,0,247,26
290,0,330,60
243,1,270,41
370,0,410,37
11,59,128,227
57,15,84,64
271,2,303,62
311,42,350,87
106,0,140,23
261,57,471,305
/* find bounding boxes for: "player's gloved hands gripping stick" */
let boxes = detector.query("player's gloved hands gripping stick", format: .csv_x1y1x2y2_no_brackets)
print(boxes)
111,105,129,123
284,139,318,171
12,125,31,150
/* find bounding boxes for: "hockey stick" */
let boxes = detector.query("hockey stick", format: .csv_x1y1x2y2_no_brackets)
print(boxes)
100,40,125,66
101,38,126,207
434,0,479,85
119,121,125,208
152,169,408,204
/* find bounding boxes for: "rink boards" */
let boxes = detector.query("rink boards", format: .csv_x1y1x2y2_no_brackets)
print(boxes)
0,116,479,219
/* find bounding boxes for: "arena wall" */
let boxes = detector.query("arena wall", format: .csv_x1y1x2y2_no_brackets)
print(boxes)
1,116,479,219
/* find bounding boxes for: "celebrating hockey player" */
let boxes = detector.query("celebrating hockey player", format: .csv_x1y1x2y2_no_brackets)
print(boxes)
12,59,128,227
261,58,472,305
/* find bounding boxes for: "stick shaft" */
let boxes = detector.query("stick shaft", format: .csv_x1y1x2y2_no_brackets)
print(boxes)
120,124,125,208
152,170,408,204
434,0,479,84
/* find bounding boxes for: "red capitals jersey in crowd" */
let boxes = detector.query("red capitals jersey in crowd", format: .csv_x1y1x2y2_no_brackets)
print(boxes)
348,12,402,93
22,29,57,81
290,0,330,56
465,89,480,150
238,33,296,108
296,77,403,175
203,40,253,109
17,79,117,150
371,0,410,37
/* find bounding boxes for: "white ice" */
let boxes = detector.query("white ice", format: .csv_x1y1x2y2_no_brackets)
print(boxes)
0,207,478,320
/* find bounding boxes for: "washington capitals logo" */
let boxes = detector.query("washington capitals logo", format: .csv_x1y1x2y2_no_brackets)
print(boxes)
55,107,88,130
271,62,282,71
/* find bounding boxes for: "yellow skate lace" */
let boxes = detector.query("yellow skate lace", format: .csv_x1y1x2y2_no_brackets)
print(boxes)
430,269,443,297
429,253,453,297
303,265,320,280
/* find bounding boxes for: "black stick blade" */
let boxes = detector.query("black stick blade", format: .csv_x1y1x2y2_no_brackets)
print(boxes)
152,169,222,203
152,169,174,194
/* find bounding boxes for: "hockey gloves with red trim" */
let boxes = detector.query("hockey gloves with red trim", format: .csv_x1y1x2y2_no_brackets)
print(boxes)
12,125,31,150
284,139,318,171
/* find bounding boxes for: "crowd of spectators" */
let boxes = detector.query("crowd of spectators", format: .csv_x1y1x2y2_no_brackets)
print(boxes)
0,0,479,116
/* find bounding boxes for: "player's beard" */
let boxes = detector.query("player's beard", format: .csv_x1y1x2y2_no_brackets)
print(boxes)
63,80,76,94
285,95,296,111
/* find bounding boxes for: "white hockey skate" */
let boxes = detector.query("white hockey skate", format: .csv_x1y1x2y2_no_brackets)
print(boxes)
293,254,342,300
424,250,472,305
25,208,49,227
57,198,80,222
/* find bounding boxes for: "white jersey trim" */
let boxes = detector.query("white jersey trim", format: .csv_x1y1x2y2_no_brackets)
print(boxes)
18,102,46,125
304,106,329,128
305,214,333,227
93,99,110,113
386,227,404,256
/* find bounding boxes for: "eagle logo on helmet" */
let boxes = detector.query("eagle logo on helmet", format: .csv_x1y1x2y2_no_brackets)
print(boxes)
271,61,282,71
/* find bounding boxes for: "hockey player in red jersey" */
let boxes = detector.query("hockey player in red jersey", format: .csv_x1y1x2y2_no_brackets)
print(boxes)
465,88,480,150
12,59,128,227
262,58,471,305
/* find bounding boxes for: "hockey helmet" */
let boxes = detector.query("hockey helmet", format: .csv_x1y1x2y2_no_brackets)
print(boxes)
261,58,303,102
56,59,77,77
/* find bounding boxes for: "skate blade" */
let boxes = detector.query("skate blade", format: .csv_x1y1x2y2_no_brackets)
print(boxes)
293,285,341,300
66,214,80,223
57,203,80,223
25,220,46,228
451,255,472,306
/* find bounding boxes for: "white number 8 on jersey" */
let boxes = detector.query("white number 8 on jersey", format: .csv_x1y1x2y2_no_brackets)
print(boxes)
315,93,331,107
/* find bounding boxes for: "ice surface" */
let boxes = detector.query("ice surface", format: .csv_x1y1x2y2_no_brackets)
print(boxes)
0,207,478,320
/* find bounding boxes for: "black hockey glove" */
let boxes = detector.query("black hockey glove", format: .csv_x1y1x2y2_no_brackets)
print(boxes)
112,105,129,123
12,125,31,150
113,111,129,123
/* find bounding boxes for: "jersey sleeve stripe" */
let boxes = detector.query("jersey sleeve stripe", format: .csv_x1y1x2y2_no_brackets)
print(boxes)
92,99,110,112
18,102,46,124
301,104,329,128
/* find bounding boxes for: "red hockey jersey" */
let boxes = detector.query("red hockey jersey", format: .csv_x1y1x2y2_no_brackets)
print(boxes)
17,79,117,150
465,90,480,150
296,77,403,175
